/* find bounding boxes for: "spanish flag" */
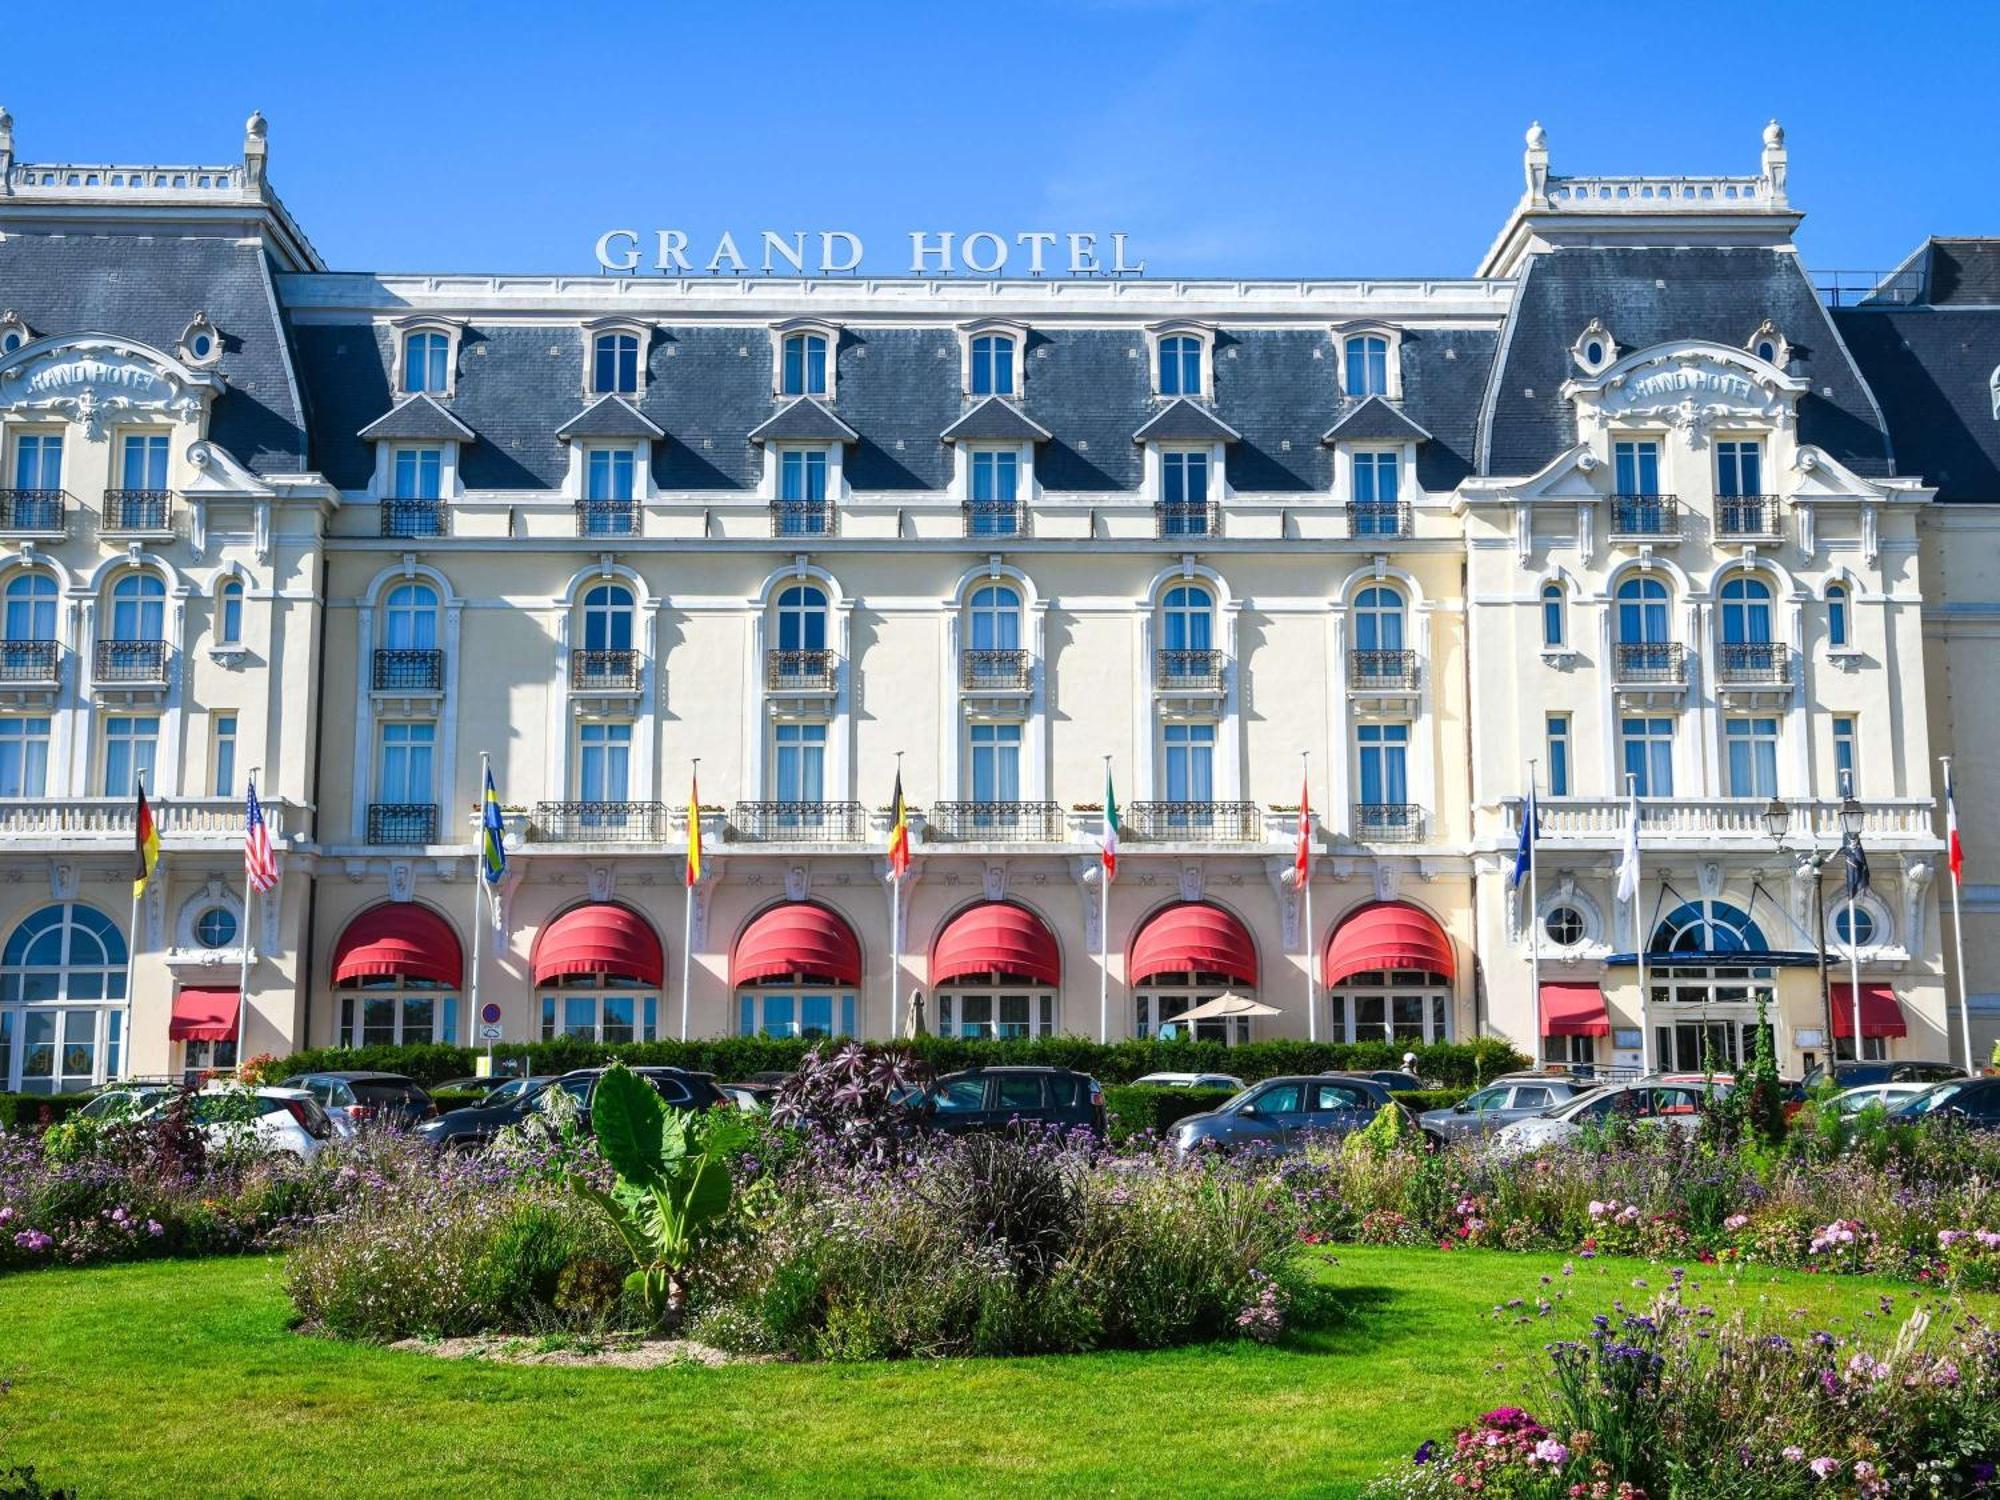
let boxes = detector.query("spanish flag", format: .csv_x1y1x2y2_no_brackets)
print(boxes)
685,771,702,888
133,782,161,896
887,768,911,880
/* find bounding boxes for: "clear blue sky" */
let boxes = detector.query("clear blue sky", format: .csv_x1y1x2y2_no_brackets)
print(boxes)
6,0,1994,278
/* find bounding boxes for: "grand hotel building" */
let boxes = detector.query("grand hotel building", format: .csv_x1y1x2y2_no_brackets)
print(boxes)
2,112,1997,1089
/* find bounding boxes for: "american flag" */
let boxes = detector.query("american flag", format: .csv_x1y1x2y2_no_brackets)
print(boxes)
244,778,277,893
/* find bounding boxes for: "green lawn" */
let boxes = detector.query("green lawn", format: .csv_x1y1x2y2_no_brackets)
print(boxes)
0,1248,1988,1499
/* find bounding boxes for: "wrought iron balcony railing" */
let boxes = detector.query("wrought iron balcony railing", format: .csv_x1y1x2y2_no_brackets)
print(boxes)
1126,800,1263,842
1715,641,1790,685
1715,495,1783,539
960,648,1031,692
1612,641,1688,684
93,640,169,683
367,803,438,845
571,648,642,692
1348,648,1419,690
963,500,1027,537
576,499,640,537
771,501,836,538
0,489,68,535
1154,648,1224,692
380,500,448,539
0,641,60,685
1609,494,1681,539
101,489,173,533
766,648,837,692
1348,501,1413,538
371,648,444,693
729,801,866,843
1353,803,1424,842
533,801,668,842
924,801,1064,841
1156,499,1220,539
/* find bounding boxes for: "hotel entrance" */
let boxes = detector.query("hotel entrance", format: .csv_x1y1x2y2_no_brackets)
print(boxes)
1646,965,1778,1072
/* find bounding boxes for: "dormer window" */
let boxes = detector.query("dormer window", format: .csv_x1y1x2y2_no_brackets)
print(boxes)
400,329,452,395
593,331,641,395
1746,320,1790,369
970,333,1016,396
1344,335,1388,397
0,311,32,356
177,312,223,368
392,447,444,500
1157,334,1203,397
781,331,829,397
1571,319,1618,376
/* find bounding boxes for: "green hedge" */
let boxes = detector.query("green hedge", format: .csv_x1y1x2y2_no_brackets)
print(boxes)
263,1036,1526,1090
1102,1085,1236,1144
0,1092,93,1130
1390,1088,1471,1114
428,1088,490,1111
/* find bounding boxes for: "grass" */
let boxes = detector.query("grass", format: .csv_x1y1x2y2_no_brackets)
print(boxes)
0,1248,1991,1499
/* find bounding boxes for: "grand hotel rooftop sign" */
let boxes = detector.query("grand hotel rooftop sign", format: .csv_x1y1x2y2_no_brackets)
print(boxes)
592,228,1147,277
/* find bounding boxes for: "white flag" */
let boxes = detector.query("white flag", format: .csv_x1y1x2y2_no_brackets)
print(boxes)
1616,797,1641,905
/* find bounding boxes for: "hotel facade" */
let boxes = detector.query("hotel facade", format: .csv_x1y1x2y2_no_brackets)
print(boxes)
2,112,1998,1090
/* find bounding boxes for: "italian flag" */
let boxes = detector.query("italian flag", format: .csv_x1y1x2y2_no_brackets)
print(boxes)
1101,766,1119,879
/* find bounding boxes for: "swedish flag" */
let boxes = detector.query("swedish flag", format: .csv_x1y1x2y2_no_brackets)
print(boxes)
480,765,507,886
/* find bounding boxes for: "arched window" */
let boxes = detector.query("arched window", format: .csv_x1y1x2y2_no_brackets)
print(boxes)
1614,576,1670,644
1827,583,1850,648
1344,334,1389,397
1160,584,1213,653
1,903,128,1091
402,330,449,394
966,584,1021,652
3,572,57,642
1157,335,1202,397
775,583,828,653
217,579,244,645
781,331,828,396
580,583,635,652
109,573,165,642
969,334,1015,396
1719,575,1773,646
1541,582,1566,648
381,582,438,651
1648,900,1769,956
593,331,640,395
1353,585,1405,653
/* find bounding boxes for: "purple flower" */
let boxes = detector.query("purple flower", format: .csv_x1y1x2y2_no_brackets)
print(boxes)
1810,1457,1840,1479
1412,1440,1435,1465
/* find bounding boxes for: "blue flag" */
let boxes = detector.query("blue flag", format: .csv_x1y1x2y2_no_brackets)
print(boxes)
480,766,507,886
1844,833,1870,900
1511,786,1538,890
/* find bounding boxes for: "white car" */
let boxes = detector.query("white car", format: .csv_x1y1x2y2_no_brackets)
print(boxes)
1134,1071,1247,1091
1490,1083,1710,1156
1828,1082,1931,1116
141,1086,336,1161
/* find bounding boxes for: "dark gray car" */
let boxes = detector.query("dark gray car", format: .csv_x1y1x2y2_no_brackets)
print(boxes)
1169,1074,1393,1157
1420,1077,1595,1142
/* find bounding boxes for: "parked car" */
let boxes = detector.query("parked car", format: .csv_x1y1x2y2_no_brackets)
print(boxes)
291,1071,436,1129
1133,1071,1246,1091
417,1066,725,1149
1889,1077,2000,1130
1419,1077,1595,1142
1489,1082,1712,1156
1827,1082,1934,1116
431,1075,517,1097
1352,1069,1423,1092
913,1066,1107,1136
1169,1075,1396,1158
412,1075,571,1150
138,1085,335,1161
1801,1060,1967,1091
717,1084,767,1113
75,1083,174,1121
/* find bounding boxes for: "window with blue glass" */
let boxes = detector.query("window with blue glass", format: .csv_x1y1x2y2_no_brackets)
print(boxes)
969,722,1021,802
1353,585,1405,652
1832,716,1857,787
738,989,856,1040
1353,451,1399,508
110,574,165,643
4,573,57,643
383,583,438,650
0,717,50,799
776,584,826,653
585,448,635,501
781,332,828,396
119,433,168,490
1161,450,1209,506
1826,583,1850,647
577,722,632,802
1547,715,1570,796
1541,583,1566,647
1162,722,1215,801
1615,576,1670,644
967,584,1020,651
970,334,1016,396
102,715,159,797
1356,722,1409,805
1621,717,1675,797
12,434,62,491
392,447,442,500
773,722,826,801
376,722,435,805
217,580,243,645
1724,717,1778,798
1344,334,1389,397
1649,900,1768,955
970,450,1017,504
1716,440,1761,497
211,714,237,798
1161,585,1212,653
1613,439,1660,495
402,331,449,394
1157,335,1202,396
581,583,633,652
593,332,640,395
1719,575,1772,645
779,449,828,503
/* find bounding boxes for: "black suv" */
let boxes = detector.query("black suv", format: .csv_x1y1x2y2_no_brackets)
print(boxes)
416,1065,725,1150
1891,1077,2000,1130
914,1066,1106,1136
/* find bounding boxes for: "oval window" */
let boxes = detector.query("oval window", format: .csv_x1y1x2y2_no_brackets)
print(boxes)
1756,341,1776,362
195,907,239,948
192,334,213,359
1584,341,1603,365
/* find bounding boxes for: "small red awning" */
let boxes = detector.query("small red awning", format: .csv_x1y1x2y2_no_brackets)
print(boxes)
1541,981,1610,1038
1832,983,1909,1039
733,903,862,986
332,903,463,987
1129,903,1258,987
170,987,238,1043
1323,902,1455,988
535,904,664,987
931,902,1060,986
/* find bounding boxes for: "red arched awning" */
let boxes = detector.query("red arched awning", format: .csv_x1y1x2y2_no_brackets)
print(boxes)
1832,983,1909,1039
534,904,664,987
1540,982,1610,1038
733,903,862,987
931,903,1061,987
1129,903,1258,987
332,904,463,987
1323,902,1455,988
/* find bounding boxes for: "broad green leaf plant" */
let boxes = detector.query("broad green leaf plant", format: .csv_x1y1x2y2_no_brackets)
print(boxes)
567,1064,749,1323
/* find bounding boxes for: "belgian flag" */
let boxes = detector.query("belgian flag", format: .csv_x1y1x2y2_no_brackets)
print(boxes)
887,769,911,880
133,781,161,896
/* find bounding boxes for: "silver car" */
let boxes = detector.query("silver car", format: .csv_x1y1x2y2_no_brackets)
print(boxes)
1419,1077,1594,1142
1491,1082,1711,1156
1170,1075,1393,1158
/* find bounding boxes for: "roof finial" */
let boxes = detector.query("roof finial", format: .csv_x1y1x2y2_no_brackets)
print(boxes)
1523,121,1550,207
0,106,14,200
1760,118,1788,208
243,110,268,193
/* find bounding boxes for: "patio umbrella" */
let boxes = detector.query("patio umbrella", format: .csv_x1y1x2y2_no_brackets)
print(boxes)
1171,990,1282,1024
903,988,929,1038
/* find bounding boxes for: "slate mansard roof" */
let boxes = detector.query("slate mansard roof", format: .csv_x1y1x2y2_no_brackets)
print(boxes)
1478,247,1894,479
0,233,308,476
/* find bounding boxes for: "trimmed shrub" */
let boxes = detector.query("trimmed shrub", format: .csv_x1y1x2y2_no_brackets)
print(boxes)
0,1094,93,1132
1390,1089,1470,1114
1102,1085,1234,1144
428,1089,489,1111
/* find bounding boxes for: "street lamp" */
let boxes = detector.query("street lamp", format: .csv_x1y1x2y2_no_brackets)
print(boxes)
1764,797,1839,1073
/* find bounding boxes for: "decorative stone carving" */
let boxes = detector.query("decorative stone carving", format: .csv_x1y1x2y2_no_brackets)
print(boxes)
1177,862,1204,903
388,861,415,902
982,862,1008,902
1069,857,1105,953
1903,859,1935,954
587,864,614,902
0,336,221,435
48,861,78,902
784,865,809,902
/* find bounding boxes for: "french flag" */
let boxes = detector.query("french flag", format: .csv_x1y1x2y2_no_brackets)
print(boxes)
1947,767,1966,882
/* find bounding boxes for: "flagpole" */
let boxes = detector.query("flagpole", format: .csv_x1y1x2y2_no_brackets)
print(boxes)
889,750,904,1042
681,758,698,1045
1301,751,1316,1044
1099,754,1112,1046
1942,757,1974,1074
470,752,489,1071
1526,759,1541,1068
124,770,148,1084
235,767,261,1076
1630,772,1652,1078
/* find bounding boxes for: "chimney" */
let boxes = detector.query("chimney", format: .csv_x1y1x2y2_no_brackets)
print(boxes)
243,109,268,194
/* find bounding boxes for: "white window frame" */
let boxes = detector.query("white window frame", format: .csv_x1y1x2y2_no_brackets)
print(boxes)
373,442,459,502
1325,968,1453,1045
1333,323,1404,401
389,318,465,398
763,442,844,507
770,320,840,400
937,983,1056,1039
952,441,1035,507
957,321,1027,398
340,977,462,1048
1145,322,1214,399
584,318,650,398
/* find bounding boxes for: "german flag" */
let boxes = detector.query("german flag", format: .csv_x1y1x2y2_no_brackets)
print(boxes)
887,768,911,880
133,782,161,896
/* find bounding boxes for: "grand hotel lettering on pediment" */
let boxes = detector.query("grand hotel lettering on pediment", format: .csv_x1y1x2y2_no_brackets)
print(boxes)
1564,345,1807,441
0,336,221,436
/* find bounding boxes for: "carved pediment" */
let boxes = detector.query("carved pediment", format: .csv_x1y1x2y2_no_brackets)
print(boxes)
1565,342,1809,440
0,335,223,435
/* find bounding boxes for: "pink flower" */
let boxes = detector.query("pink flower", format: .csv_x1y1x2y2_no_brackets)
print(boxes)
1783,1446,1805,1461
1810,1457,1840,1478
1532,1438,1569,1466
1724,1213,1749,1231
